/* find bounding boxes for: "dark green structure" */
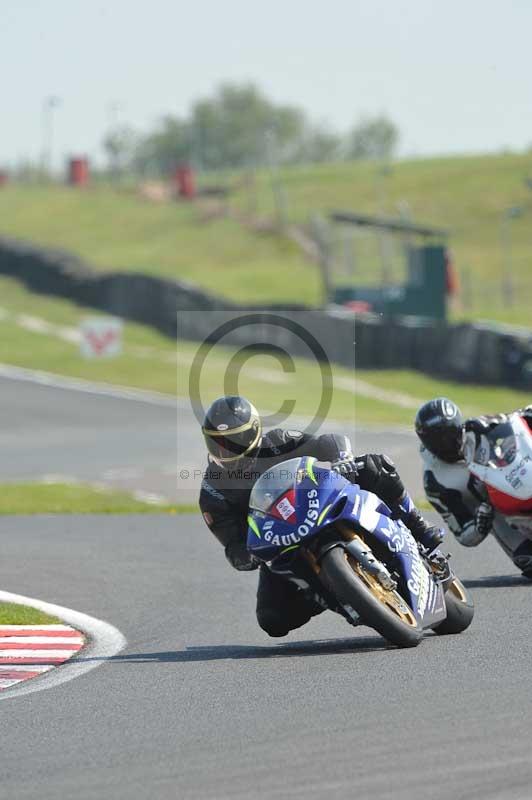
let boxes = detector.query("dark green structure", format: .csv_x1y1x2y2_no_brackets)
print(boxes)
330,212,449,320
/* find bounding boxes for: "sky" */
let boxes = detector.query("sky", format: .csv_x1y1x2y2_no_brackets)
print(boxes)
2,0,532,169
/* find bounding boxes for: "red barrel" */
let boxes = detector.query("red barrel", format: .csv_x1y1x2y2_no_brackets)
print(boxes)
173,164,196,199
68,157,89,186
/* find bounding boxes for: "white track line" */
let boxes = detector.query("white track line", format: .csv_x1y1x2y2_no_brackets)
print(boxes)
0,363,178,408
0,590,126,701
0,636,84,644
0,664,53,672
0,362,416,435
0,649,81,658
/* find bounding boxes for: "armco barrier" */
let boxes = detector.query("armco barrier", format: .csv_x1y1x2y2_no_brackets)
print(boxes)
0,236,236,339
1,235,532,389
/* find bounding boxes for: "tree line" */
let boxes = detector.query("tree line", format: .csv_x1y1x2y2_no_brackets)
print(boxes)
103,83,399,177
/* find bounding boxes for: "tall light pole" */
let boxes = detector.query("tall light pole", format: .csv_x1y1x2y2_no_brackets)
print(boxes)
105,101,123,182
41,95,61,179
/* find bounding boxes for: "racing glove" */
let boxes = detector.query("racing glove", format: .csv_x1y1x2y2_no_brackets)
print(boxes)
474,502,494,541
465,415,508,441
225,538,260,571
331,457,358,483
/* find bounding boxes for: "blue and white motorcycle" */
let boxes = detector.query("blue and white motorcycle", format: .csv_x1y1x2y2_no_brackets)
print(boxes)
247,457,474,648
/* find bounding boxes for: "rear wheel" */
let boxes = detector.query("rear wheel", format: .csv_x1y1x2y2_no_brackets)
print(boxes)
320,545,422,648
432,577,474,635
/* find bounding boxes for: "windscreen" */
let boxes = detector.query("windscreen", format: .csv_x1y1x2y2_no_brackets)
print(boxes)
249,457,302,513
486,422,518,468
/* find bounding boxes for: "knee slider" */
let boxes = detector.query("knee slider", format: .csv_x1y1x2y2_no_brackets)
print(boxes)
513,540,532,572
256,610,290,638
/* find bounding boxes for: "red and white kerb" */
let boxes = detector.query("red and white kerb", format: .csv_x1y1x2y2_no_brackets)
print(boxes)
0,624,84,691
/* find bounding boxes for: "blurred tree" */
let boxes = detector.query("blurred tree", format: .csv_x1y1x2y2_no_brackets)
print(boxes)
129,83,400,175
296,124,342,163
190,83,306,169
133,116,191,176
347,115,399,160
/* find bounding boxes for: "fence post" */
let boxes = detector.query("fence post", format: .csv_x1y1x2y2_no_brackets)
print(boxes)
500,206,523,308
309,214,333,306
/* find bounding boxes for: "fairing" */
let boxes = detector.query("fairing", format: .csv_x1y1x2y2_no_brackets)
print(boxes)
247,456,446,627
466,414,532,514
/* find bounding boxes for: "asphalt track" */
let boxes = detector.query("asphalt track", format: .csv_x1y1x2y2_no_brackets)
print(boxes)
1,514,532,799
0,373,422,502
1,373,531,798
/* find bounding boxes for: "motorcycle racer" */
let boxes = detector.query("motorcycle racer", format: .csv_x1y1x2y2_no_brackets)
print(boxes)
415,396,532,577
199,395,445,637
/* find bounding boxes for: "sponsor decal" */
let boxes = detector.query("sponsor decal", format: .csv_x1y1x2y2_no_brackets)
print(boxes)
202,512,214,527
405,536,430,616
387,527,407,553
378,517,408,554
216,423,229,431
264,489,320,547
505,455,531,486
80,317,122,359
356,493,381,534
276,496,296,521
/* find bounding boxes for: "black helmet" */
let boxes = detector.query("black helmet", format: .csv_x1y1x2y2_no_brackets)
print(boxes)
202,396,262,467
415,397,464,462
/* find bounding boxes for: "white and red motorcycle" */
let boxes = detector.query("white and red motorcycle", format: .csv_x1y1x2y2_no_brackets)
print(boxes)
464,413,532,577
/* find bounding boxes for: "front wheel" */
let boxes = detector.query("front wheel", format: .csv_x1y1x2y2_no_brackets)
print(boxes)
320,546,422,648
432,576,474,635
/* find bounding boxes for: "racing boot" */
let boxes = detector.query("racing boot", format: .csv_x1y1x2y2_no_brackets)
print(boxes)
396,490,445,554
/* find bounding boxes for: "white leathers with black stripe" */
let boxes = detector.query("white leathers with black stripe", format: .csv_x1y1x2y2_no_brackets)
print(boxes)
420,446,483,546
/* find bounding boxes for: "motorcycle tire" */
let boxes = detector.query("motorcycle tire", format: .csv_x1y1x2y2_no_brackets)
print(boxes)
320,546,422,648
432,576,474,635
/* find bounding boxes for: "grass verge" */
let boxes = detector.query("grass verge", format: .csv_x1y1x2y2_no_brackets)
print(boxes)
1,153,532,322
0,482,197,515
1,276,531,429
0,185,320,305
0,602,61,625
230,152,532,325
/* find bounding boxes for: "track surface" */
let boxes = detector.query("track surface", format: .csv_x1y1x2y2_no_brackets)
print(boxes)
2,373,531,798
1,514,531,799
0,374,422,502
